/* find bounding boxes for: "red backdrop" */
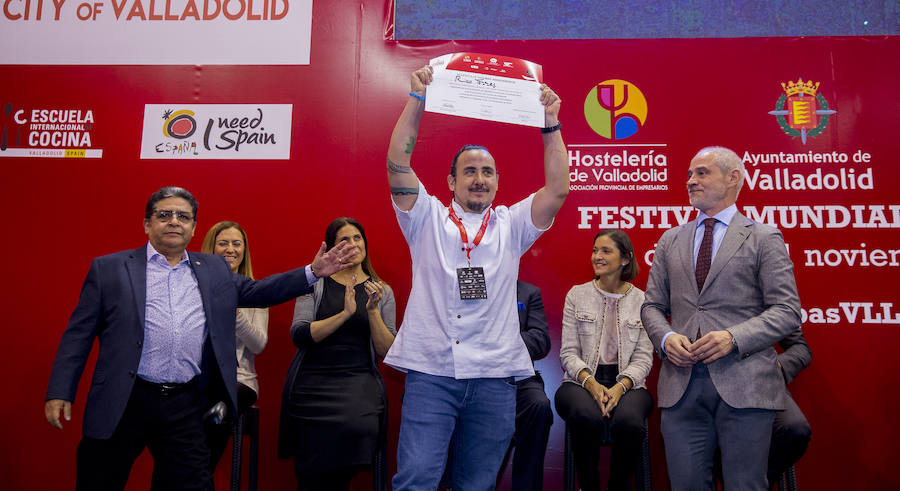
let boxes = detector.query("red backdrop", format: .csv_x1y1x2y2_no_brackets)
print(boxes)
2,1,897,489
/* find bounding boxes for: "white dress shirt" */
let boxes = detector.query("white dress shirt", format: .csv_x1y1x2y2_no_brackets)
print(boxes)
384,182,547,379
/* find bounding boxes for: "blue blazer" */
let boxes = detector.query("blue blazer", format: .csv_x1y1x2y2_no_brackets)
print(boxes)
516,280,550,362
46,245,313,439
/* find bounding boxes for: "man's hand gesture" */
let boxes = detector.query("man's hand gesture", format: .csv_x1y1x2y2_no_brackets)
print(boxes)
311,241,356,278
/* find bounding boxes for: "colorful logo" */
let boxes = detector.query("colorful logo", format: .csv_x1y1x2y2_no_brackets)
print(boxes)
142,104,293,160
767,78,836,145
0,104,102,158
162,109,197,139
584,80,648,140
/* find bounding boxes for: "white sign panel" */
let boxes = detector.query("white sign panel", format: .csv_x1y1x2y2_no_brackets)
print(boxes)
140,104,292,159
0,0,312,65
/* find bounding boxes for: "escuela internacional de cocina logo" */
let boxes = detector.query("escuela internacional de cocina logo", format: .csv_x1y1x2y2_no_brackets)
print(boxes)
767,78,836,145
583,79,648,140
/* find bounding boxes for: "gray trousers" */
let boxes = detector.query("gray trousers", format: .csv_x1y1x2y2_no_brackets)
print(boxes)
661,363,775,491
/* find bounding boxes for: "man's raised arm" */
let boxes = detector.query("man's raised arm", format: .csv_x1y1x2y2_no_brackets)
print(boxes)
531,84,569,229
387,66,432,211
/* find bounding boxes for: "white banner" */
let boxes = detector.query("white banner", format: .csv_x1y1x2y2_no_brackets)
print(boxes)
0,0,312,65
140,104,292,159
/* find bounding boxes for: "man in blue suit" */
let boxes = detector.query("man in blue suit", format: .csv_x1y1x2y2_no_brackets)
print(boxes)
44,186,353,491
509,280,553,491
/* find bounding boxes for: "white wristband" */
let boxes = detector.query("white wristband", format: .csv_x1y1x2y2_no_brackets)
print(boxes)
618,381,628,393
581,376,592,389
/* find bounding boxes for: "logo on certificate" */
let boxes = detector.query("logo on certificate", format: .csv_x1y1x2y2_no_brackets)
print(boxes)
583,80,648,140
767,78,836,145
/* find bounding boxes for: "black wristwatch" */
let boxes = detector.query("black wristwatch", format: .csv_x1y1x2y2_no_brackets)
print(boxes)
541,122,562,134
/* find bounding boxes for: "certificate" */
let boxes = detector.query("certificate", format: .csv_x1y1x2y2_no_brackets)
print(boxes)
425,53,545,127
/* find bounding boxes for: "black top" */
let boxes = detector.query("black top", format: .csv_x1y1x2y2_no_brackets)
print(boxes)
300,276,372,372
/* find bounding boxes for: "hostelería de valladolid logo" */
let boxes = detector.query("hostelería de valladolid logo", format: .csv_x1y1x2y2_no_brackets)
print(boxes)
767,78,836,145
583,80,648,140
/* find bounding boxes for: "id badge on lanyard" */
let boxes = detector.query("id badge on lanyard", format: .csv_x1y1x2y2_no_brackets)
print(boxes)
449,205,491,300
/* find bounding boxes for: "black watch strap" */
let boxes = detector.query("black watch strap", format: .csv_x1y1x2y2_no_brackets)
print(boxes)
541,122,562,134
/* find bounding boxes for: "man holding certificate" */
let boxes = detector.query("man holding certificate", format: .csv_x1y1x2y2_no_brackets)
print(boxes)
383,62,568,490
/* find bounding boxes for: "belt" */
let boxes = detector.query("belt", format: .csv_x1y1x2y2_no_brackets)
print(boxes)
135,376,198,396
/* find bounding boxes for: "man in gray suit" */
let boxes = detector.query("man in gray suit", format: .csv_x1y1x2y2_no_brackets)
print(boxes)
641,146,801,491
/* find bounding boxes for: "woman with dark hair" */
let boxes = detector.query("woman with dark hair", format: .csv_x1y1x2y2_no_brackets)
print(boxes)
554,229,654,491
200,221,269,469
279,217,396,491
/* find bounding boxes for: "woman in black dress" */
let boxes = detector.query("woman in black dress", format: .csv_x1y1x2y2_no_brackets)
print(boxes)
278,217,396,490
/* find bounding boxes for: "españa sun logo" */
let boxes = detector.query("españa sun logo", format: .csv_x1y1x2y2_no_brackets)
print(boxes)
767,78,836,145
162,109,197,139
583,80,648,140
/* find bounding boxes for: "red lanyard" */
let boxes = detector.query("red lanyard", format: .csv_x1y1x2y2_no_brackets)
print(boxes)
448,205,492,263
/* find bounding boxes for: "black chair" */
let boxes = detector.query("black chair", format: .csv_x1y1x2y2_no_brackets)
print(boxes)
230,405,260,491
563,419,651,491
776,464,798,491
372,426,389,491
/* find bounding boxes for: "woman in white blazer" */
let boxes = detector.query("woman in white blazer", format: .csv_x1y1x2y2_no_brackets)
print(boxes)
555,229,654,491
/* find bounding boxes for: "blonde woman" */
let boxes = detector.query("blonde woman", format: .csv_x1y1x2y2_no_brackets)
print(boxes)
201,221,269,470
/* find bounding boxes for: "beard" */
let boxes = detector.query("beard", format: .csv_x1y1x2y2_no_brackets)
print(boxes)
465,199,490,213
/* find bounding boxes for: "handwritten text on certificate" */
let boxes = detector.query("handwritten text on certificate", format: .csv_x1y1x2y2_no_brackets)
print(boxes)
425,53,545,127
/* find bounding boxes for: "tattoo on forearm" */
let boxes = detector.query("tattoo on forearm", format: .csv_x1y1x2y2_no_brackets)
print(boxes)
387,158,413,174
390,187,418,196
405,136,415,155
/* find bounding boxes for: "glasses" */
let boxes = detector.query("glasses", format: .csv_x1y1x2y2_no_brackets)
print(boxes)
152,209,194,223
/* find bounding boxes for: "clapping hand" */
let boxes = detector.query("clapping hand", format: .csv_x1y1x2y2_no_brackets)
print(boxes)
343,274,358,316
364,280,384,311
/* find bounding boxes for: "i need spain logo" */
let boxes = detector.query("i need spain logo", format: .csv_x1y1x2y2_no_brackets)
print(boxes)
140,104,293,160
583,80,648,140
